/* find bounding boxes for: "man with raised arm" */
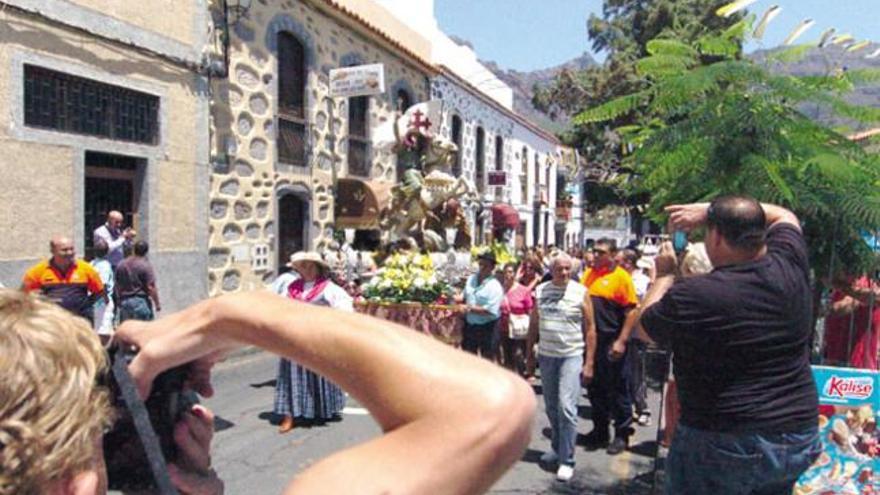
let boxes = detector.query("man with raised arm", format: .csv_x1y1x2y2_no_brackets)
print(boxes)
638,196,820,494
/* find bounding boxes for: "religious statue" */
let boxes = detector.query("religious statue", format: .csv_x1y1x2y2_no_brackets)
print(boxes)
377,100,474,250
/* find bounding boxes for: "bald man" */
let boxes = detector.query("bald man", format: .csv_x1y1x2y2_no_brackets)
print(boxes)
93,210,135,268
22,236,106,321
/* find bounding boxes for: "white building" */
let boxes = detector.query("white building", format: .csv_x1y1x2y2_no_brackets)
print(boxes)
376,0,576,248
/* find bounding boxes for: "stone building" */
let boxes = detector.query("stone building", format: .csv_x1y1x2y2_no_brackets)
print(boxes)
206,0,436,295
0,0,211,311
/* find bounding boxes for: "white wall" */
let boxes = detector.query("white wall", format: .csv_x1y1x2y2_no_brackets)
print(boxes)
374,0,513,109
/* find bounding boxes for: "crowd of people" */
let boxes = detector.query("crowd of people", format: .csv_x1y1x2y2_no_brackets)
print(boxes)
0,197,853,495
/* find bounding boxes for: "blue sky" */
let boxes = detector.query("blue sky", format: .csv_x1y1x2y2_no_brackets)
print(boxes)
435,0,878,72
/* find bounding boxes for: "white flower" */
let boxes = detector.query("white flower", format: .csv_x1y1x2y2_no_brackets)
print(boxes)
368,276,380,287
413,277,426,288
379,279,392,289
427,275,438,285
413,254,424,265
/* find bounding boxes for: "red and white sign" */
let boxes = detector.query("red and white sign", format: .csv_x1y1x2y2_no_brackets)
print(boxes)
823,375,874,400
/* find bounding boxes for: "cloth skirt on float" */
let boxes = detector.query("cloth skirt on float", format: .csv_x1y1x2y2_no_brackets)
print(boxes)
273,358,346,419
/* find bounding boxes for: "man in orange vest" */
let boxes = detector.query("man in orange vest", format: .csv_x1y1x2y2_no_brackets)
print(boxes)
580,238,639,455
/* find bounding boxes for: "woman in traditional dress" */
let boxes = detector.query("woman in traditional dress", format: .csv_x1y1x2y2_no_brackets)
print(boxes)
275,251,353,433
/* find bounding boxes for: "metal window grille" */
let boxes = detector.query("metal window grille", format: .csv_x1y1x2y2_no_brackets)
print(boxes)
278,32,306,119
278,118,306,166
348,96,370,176
348,138,370,176
24,65,159,144
277,33,308,166
475,127,485,193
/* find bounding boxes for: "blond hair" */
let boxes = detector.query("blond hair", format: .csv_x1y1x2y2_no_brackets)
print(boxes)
0,289,112,495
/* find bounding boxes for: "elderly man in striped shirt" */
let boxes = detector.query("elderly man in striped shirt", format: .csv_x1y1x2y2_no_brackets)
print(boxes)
527,252,596,482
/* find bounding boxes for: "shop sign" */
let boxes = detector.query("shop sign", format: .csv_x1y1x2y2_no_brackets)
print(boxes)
329,63,385,98
487,171,507,186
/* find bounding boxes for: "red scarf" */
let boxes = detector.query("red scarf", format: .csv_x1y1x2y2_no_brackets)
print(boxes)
287,277,330,303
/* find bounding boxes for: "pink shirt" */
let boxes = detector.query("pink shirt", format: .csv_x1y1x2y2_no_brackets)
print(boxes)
501,283,534,324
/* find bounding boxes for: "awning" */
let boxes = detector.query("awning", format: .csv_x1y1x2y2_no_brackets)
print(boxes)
334,178,392,229
491,203,520,230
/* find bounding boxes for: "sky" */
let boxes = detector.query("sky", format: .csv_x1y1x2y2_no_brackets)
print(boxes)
435,0,878,72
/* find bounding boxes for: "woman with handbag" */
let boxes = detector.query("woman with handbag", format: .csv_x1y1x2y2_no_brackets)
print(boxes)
499,262,534,376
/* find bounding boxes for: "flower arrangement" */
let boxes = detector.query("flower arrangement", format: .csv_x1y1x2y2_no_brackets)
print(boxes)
363,252,452,304
470,241,518,267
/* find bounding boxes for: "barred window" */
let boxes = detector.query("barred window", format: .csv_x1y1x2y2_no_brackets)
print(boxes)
24,65,159,144
348,96,370,176
475,127,485,193
278,119,307,166
277,32,307,165
451,115,462,177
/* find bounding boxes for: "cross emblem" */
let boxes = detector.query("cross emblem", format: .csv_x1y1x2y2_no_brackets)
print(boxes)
409,109,432,133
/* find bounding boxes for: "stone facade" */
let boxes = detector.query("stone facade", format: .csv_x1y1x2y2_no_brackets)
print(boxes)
207,0,432,295
0,1,210,311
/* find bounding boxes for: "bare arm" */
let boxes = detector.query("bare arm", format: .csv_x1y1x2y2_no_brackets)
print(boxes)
581,293,596,384
665,201,800,232
147,281,161,312
117,292,535,495
634,241,677,344
525,305,540,377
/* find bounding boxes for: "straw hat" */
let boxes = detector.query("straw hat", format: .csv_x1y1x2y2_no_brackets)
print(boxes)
286,251,330,271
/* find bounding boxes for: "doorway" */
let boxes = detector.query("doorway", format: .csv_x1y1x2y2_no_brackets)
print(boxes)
277,192,309,270
84,151,144,260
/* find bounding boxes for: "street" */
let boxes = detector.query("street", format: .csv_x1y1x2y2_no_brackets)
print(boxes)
206,350,666,494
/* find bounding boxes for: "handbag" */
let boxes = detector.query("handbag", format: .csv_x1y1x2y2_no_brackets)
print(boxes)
508,313,530,339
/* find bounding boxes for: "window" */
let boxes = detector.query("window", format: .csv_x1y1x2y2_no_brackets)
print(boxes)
494,136,504,171
475,127,485,193
348,96,370,176
520,146,529,203
395,89,411,113
451,115,462,176
534,153,541,198
277,32,307,165
24,65,159,144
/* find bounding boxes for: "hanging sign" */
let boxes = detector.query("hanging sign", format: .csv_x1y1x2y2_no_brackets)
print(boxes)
329,63,385,98
487,171,507,186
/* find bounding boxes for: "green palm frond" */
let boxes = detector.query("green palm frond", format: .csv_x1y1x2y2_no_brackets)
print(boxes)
573,90,652,124
636,54,698,79
646,39,700,58
696,35,740,57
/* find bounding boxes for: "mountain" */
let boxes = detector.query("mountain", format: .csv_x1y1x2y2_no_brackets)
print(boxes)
462,41,879,138
750,44,880,132
477,52,597,134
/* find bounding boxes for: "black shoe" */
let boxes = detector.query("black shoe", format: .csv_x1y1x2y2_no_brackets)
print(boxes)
606,435,629,455
583,429,610,450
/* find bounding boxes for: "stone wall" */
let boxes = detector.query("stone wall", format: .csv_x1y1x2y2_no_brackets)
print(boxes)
208,0,431,295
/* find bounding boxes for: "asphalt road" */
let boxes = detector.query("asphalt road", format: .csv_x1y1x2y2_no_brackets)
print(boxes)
205,350,667,494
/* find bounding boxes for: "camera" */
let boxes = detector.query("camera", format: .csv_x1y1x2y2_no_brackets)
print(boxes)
102,345,198,493
672,230,689,254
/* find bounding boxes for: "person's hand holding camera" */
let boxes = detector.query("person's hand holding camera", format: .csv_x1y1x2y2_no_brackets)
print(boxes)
167,405,224,495
115,303,231,495
654,241,679,278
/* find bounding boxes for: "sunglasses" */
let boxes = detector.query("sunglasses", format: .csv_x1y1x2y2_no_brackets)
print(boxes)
592,248,609,255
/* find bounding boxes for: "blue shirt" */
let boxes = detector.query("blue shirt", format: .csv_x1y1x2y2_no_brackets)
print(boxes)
464,273,503,325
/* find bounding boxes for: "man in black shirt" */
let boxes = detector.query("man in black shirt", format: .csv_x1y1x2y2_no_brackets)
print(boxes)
639,196,820,494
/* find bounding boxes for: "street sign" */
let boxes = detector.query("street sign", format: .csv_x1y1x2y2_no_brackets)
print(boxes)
487,171,507,186
329,63,385,98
